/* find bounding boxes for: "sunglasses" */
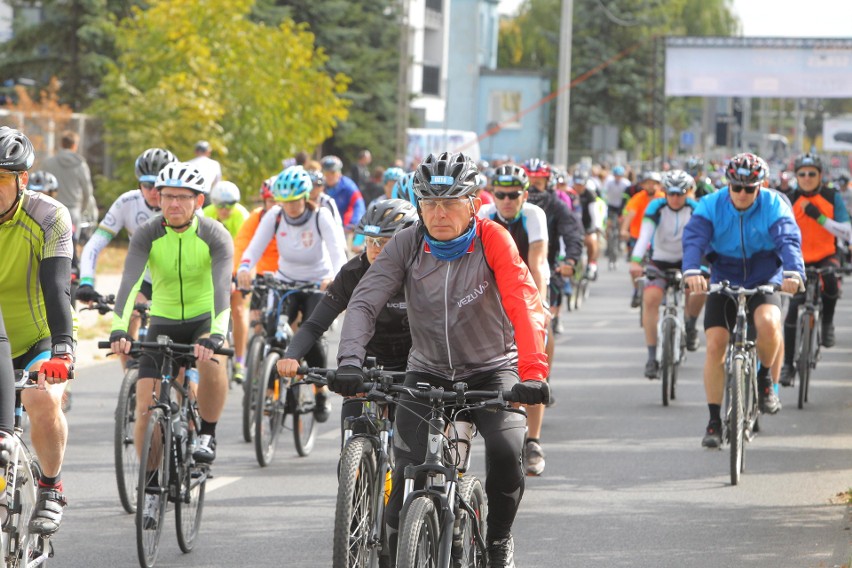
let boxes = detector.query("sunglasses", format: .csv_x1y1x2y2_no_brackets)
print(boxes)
797,171,819,178
140,182,156,191
729,184,758,194
494,190,523,200
216,202,236,209
366,236,390,248
666,191,686,197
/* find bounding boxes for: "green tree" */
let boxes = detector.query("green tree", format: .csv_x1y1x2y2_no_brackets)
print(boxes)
0,0,134,109
498,0,739,160
90,0,349,204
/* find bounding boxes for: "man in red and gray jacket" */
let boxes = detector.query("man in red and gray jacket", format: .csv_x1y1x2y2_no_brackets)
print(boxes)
333,152,548,568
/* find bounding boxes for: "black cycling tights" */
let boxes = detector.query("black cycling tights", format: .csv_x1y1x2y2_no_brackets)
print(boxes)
0,310,16,434
285,290,327,368
784,258,839,364
386,370,526,542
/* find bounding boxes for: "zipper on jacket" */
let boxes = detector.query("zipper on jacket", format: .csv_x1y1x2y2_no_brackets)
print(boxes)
178,237,185,321
738,214,747,282
443,263,454,371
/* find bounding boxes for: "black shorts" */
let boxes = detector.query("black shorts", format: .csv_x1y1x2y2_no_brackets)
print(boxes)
12,338,52,371
703,291,781,336
139,280,153,302
644,259,682,290
138,317,211,379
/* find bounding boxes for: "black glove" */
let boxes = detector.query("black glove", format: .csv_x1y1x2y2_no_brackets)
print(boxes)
803,202,823,221
109,330,133,344
75,285,100,303
329,365,365,397
512,380,550,405
197,334,225,352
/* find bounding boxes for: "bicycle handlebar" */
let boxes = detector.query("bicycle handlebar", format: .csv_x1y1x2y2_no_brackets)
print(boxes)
97,339,235,358
13,369,75,386
707,280,778,297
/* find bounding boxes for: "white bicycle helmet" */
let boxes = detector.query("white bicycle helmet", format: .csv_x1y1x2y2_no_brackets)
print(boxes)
211,180,241,204
155,162,207,194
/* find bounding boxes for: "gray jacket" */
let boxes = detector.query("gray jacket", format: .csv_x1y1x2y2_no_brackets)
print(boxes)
41,150,95,224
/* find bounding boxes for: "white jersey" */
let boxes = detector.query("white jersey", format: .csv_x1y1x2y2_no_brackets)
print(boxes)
603,175,631,207
79,190,159,285
477,202,550,285
238,205,347,283
188,155,222,193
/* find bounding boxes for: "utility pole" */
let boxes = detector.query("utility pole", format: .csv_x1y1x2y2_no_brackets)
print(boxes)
553,0,573,167
395,0,411,161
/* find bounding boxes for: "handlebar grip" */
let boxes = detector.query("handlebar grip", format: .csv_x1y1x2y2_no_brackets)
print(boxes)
215,347,235,357
97,341,111,349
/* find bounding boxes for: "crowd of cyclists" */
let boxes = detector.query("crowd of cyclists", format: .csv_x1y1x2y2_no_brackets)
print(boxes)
1,121,851,567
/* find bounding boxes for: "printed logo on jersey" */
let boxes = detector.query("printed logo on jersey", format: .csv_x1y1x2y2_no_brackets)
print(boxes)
135,211,151,228
300,230,314,248
457,281,489,307
102,212,117,228
386,301,407,310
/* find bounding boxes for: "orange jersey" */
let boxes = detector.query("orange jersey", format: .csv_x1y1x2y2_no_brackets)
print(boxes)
234,207,279,275
625,190,664,238
791,188,838,263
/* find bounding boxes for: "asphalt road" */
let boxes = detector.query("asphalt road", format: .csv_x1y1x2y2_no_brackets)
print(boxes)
50,264,852,567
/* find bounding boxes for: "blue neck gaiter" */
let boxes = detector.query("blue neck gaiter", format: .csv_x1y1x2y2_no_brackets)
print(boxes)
424,219,477,261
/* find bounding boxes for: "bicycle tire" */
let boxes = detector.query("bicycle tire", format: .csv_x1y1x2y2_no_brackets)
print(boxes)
797,314,812,410
728,357,745,486
397,496,440,568
5,445,40,568
115,367,139,514
242,335,265,442
332,437,379,568
453,476,487,568
660,319,674,407
175,423,207,553
292,382,317,457
136,409,170,568
254,352,284,467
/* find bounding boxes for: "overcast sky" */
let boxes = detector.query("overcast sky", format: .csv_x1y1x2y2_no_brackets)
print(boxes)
497,0,852,38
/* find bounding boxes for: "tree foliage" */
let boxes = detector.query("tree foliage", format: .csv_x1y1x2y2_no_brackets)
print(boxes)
498,0,739,159
90,0,349,204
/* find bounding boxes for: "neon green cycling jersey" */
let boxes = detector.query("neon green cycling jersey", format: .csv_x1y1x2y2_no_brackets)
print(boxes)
202,203,250,240
111,215,233,337
0,191,76,357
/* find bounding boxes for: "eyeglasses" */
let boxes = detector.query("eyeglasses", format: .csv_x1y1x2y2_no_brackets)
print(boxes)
366,236,390,248
797,171,819,178
159,193,197,203
666,191,686,197
729,184,759,194
494,190,524,200
140,182,156,191
216,202,236,209
419,198,469,213
0,171,20,182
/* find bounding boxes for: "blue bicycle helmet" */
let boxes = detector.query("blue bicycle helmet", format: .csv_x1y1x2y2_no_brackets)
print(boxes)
382,167,405,185
272,166,312,202
391,171,417,205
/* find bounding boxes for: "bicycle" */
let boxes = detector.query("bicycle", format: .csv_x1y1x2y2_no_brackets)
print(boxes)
605,211,620,271
643,266,687,407
791,265,850,409
97,337,233,568
1,371,65,567
568,249,590,312
708,280,778,486
250,277,322,467
241,277,274,443
300,365,404,568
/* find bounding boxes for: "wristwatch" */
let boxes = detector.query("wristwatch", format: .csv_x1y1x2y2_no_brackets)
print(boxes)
51,342,74,360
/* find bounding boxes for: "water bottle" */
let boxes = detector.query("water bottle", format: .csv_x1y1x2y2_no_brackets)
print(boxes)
0,475,8,525
185,368,199,385
275,314,290,342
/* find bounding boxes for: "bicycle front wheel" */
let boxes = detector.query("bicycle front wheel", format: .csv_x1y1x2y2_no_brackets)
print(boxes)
254,352,284,467
660,319,675,407
728,357,745,486
136,409,170,568
397,496,440,568
115,366,139,514
292,382,317,457
242,334,265,442
797,313,813,409
453,476,487,568
175,426,207,553
333,437,378,568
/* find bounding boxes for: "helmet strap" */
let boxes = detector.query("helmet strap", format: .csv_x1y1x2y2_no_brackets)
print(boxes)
0,189,23,221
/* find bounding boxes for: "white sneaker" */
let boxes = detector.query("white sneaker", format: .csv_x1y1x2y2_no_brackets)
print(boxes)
192,434,216,464
524,440,545,476
142,493,160,530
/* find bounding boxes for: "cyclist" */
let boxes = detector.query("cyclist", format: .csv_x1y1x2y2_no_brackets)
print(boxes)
479,164,562,477
276,199,417,432
0,127,75,535
683,153,804,448
237,165,348,422
602,165,631,225
622,171,664,307
779,153,852,385
684,156,716,198
567,169,601,279
108,162,234,526
333,152,549,567
305,165,343,223
629,170,704,378
77,148,178,361
27,170,59,197
321,155,365,234
367,166,405,209
391,170,417,206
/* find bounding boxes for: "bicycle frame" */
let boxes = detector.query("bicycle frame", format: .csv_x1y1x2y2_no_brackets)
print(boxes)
654,271,686,367
794,267,825,372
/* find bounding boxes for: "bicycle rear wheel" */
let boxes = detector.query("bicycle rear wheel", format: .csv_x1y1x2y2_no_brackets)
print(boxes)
397,496,440,568
291,382,317,457
254,352,285,467
660,319,674,407
115,367,139,514
175,425,207,553
453,476,487,568
728,357,745,486
136,409,170,568
797,314,812,410
242,334,265,442
333,437,378,568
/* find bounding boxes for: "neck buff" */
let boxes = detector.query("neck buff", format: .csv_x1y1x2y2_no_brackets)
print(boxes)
284,206,311,226
424,218,477,261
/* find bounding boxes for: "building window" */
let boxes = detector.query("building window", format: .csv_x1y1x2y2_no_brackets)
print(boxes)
422,65,440,96
426,0,442,12
488,90,522,129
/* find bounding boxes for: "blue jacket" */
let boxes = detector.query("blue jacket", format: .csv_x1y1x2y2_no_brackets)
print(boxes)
682,188,804,287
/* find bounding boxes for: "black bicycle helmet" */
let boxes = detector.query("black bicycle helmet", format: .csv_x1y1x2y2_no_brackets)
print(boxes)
793,152,823,173
0,127,35,171
412,152,479,200
491,164,529,189
356,198,417,237
135,148,178,183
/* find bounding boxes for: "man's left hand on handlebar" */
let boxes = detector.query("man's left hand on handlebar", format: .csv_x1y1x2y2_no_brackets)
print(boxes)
512,379,550,405
195,334,225,362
